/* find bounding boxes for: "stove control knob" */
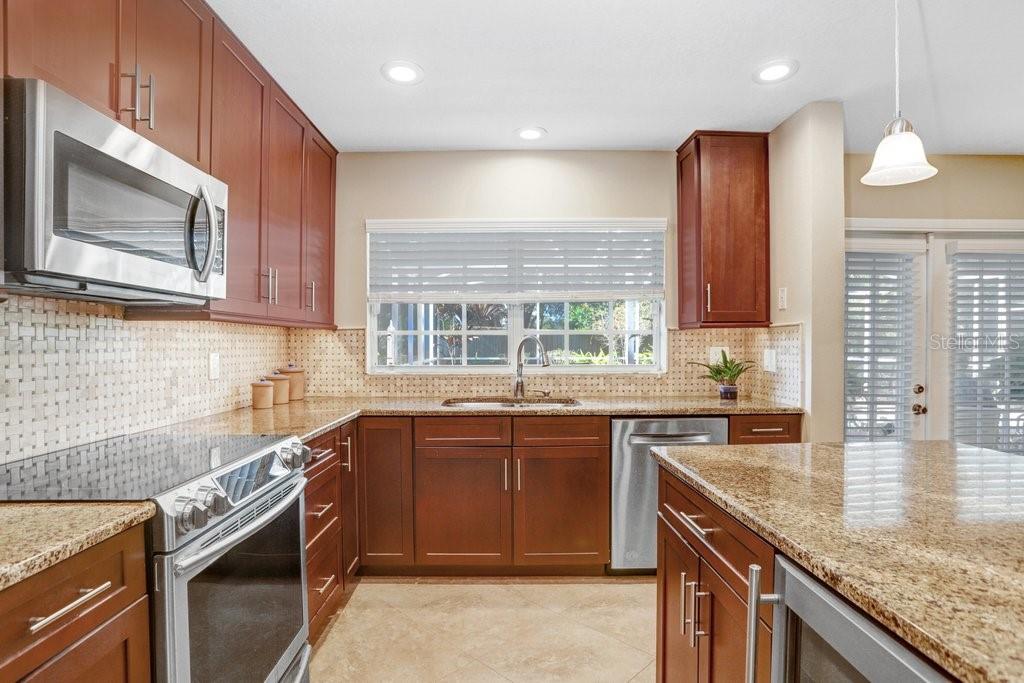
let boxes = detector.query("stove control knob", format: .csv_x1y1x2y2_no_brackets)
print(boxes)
282,444,311,469
175,498,210,534
196,486,231,516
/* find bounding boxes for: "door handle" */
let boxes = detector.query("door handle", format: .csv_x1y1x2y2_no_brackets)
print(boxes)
744,564,782,682
516,458,522,492
274,268,280,304
342,436,352,471
706,283,712,312
195,185,219,283
912,404,928,415
688,580,709,647
309,502,334,519
28,581,112,634
679,571,689,635
314,575,335,595
307,280,317,312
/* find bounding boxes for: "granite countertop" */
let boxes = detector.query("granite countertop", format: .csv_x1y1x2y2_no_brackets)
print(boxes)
652,440,1024,683
182,394,803,441
0,501,155,592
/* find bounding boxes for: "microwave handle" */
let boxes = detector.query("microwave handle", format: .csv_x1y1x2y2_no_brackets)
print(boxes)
194,185,220,283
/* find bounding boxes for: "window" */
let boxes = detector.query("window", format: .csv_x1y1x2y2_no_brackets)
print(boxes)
950,252,1024,454
366,219,666,373
843,251,923,441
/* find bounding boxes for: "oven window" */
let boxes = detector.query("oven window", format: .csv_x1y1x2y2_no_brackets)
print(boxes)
52,132,224,274
186,495,304,682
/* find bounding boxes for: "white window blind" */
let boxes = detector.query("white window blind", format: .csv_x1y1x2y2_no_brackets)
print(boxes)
366,220,665,303
844,251,920,441
950,252,1024,454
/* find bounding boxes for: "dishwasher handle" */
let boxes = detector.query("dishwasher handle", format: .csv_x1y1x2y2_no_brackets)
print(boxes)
628,432,713,446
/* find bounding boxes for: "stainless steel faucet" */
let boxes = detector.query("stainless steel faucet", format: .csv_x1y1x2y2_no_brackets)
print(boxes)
513,335,550,399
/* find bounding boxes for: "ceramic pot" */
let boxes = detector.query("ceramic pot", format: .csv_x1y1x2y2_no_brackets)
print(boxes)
718,384,738,400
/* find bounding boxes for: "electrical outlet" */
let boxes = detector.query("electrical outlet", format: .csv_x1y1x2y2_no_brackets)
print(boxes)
778,287,788,311
763,349,777,372
709,346,729,363
208,352,220,380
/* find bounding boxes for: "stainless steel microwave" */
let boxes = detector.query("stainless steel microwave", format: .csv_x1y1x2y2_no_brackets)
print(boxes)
2,78,228,304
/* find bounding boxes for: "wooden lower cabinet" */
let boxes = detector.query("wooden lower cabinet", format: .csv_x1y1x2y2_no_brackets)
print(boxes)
657,517,699,682
512,445,610,566
698,559,771,683
414,447,513,565
358,417,415,566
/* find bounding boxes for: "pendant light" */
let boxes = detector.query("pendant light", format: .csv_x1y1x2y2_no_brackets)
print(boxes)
861,0,937,186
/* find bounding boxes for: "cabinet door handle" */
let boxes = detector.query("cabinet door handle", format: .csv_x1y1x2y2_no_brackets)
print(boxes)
311,280,317,312
119,65,141,118
516,458,522,492
342,436,352,471
503,458,509,492
274,268,280,304
679,571,689,635
750,427,785,434
744,564,782,683
309,502,334,519
28,581,112,634
688,581,709,648
706,283,712,312
314,575,335,595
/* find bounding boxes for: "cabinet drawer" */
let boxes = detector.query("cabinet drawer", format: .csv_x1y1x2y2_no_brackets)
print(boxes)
305,428,340,479
0,525,146,680
729,414,802,444
305,462,341,550
306,526,342,623
513,416,609,447
415,417,512,447
659,470,774,626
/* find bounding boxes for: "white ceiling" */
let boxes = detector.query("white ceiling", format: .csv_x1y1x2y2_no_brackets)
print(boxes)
206,0,1024,154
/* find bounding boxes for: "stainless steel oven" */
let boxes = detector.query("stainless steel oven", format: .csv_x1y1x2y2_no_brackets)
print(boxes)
153,471,309,683
2,78,227,304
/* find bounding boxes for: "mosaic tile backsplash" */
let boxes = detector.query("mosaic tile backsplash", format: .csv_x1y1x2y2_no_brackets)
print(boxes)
2,294,801,464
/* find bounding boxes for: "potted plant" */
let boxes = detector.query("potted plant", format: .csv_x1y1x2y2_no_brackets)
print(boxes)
689,350,755,401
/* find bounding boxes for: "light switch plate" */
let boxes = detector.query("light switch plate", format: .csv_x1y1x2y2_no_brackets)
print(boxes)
208,352,220,380
762,349,777,373
777,287,788,311
709,346,729,363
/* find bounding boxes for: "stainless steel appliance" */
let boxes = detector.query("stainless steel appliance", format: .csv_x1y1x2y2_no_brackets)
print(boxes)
0,432,313,683
742,558,947,682
2,78,227,304
611,418,728,571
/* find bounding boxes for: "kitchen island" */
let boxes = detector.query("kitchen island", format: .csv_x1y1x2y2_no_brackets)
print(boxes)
652,440,1024,682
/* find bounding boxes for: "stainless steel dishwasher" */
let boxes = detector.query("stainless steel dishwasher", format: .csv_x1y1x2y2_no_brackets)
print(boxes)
611,418,728,571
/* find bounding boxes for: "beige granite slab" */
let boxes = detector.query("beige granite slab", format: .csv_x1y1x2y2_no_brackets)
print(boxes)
182,395,802,441
652,440,1024,683
0,501,155,592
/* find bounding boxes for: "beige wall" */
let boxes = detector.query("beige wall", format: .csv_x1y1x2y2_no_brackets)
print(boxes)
845,154,1024,219
334,151,677,328
769,102,846,441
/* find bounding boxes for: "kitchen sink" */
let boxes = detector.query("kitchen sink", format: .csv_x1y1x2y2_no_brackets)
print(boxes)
441,397,581,408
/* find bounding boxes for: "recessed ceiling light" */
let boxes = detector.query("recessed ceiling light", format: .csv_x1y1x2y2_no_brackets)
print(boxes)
381,60,423,85
516,127,547,141
753,59,799,84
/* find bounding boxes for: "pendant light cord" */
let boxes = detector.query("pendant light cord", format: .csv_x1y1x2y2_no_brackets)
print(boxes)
894,0,901,119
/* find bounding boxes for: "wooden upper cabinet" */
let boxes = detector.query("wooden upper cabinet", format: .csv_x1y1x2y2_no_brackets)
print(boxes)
266,84,308,322
677,131,769,328
5,0,137,125
134,0,213,170
208,21,271,318
303,129,336,325
357,417,414,566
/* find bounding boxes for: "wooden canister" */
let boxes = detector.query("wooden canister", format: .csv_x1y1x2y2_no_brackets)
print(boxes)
267,373,290,405
278,363,306,401
251,379,274,410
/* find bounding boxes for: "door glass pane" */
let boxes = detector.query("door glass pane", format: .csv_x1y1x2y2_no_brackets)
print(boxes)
792,618,869,683
52,132,224,273
187,497,304,682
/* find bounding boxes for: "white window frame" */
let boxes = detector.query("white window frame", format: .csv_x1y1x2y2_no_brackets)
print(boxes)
367,299,667,375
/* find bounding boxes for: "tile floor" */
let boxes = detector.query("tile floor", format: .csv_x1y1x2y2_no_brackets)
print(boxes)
310,578,657,682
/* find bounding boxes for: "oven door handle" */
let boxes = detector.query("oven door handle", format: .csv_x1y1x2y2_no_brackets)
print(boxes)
172,478,306,578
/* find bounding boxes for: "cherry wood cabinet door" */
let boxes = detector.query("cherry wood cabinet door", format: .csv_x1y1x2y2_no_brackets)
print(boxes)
338,422,360,583
414,447,513,565
266,84,307,322
657,517,700,683
5,0,137,126
696,559,771,683
303,129,335,325
208,21,270,318
135,0,213,170
357,417,414,566
699,134,768,325
512,446,610,566
676,140,703,328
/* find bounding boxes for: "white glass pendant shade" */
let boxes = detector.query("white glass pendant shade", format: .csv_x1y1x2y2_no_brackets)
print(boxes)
861,119,938,186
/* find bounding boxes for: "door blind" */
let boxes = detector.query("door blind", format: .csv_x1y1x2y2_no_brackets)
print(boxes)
367,223,665,302
844,251,920,441
950,252,1024,454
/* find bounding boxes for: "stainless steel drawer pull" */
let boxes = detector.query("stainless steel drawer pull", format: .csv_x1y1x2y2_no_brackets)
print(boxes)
342,437,353,472
750,427,785,433
28,580,112,634
744,564,782,683
310,502,334,519
665,504,713,539
314,575,335,595
311,448,335,463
